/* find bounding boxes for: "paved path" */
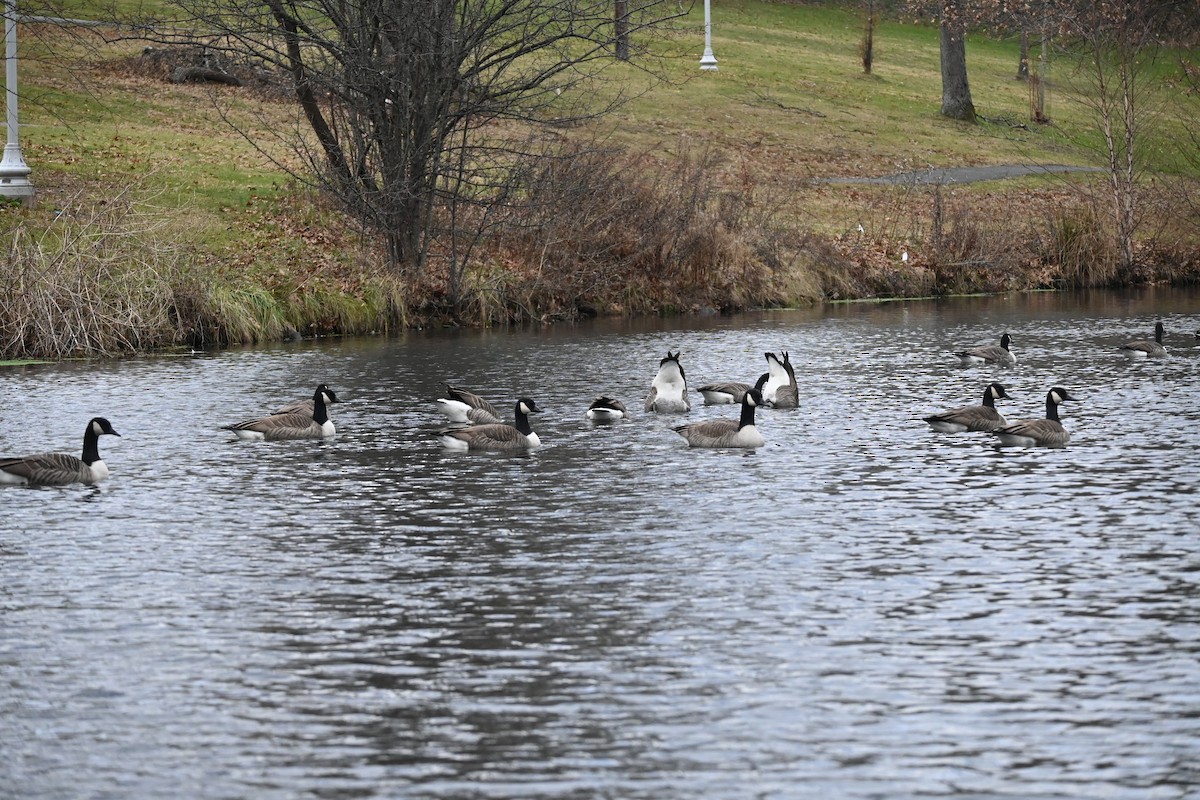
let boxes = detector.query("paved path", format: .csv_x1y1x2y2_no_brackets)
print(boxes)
827,164,1104,185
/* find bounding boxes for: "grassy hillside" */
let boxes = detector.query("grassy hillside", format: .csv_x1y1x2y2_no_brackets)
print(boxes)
3,1,1198,355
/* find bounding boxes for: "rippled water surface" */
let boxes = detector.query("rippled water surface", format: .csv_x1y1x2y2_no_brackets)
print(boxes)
4,289,1200,799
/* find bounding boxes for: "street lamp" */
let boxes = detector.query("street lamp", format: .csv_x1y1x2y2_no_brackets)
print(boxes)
1,0,35,203
699,0,717,71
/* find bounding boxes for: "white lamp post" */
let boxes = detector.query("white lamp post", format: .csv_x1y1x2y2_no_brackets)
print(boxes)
699,0,717,71
1,0,35,203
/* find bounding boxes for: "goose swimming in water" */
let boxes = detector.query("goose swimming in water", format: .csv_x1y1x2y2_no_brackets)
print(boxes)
763,351,798,408
644,351,690,413
923,383,1012,433
1119,321,1167,359
672,390,766,449
0,417,121,486
224,384,339,440
992,387,1077,447
435,384,504,425
956,333,1016,366
697,373,769,406
440,398,543,451
586,396,629,420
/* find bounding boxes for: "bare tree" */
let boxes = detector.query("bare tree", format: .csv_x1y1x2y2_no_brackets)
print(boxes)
1052,1,1198,273
127,0,686,287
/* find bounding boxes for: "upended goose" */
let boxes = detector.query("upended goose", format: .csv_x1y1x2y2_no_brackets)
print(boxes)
436,384,503,425
992,387,1077,447
956,333,1016,366
1119,321,1167,359
763,351,799,409
672,390,766,449
923,383,1012,433
440,398,542,451
0,417,121,486
224,384,339,440
697,373,769,406
645,351,690,413
586,396,629,420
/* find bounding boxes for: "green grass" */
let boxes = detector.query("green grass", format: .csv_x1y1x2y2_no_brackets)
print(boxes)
3,0,1197,349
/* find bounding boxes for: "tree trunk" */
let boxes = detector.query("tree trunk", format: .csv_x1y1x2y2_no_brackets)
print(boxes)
615,0,630,61
1030,34,1049,124
939,11,976,121
861,1,875,75
1016,31,1029,81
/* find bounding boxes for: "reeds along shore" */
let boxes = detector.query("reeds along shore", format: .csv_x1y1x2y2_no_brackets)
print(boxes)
4,178,1198,361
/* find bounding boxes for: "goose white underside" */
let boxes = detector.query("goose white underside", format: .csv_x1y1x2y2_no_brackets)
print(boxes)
586,407,625,420
762,378,788,402
1120,346,1165,359
926,420,971,434
647,362,689,412
437,399,502,425
439,434,472,451
436,399,474,422
993,430,1069,448
958,354,1016,366
993,432,1042,447
699,390,737,405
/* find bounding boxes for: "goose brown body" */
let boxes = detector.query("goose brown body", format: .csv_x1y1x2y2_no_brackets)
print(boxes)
673,390,766,448
992,387,1076,447
923,383,1011,433
440,398,542,451
0,417,121,486
956,333,1016,366
1119,322,1167,358
225,384,339,440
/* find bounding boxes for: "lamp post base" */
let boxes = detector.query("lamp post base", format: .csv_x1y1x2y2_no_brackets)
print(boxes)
699,50,718,71
0,142,35,203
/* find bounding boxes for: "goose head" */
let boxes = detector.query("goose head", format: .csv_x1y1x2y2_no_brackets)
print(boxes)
90,417,121,439
516,397,542,416
986,383,1011,401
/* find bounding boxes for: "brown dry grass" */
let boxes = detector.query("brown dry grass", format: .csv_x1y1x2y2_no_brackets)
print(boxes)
6,2,1200,352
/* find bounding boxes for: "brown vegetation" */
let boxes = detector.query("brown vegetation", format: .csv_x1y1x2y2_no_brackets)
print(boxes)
5,13,1200,359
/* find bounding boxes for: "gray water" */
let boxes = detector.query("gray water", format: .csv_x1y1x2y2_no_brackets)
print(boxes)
3,288,1199,799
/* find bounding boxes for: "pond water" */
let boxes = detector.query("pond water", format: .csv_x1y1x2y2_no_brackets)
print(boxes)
3,288,1199,799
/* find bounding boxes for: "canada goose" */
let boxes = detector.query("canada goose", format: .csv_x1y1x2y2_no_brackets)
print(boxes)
224,384,339,440
763,351,799,408
1119,321,1167,358
697,373,769,406
440,398,542,451
435,384,503,425
956,333,1016,366
672,389,766,449
644,350,690,412
586,396,629,420
923,383,1012,433
0,417,121,486
991,387,1077,447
